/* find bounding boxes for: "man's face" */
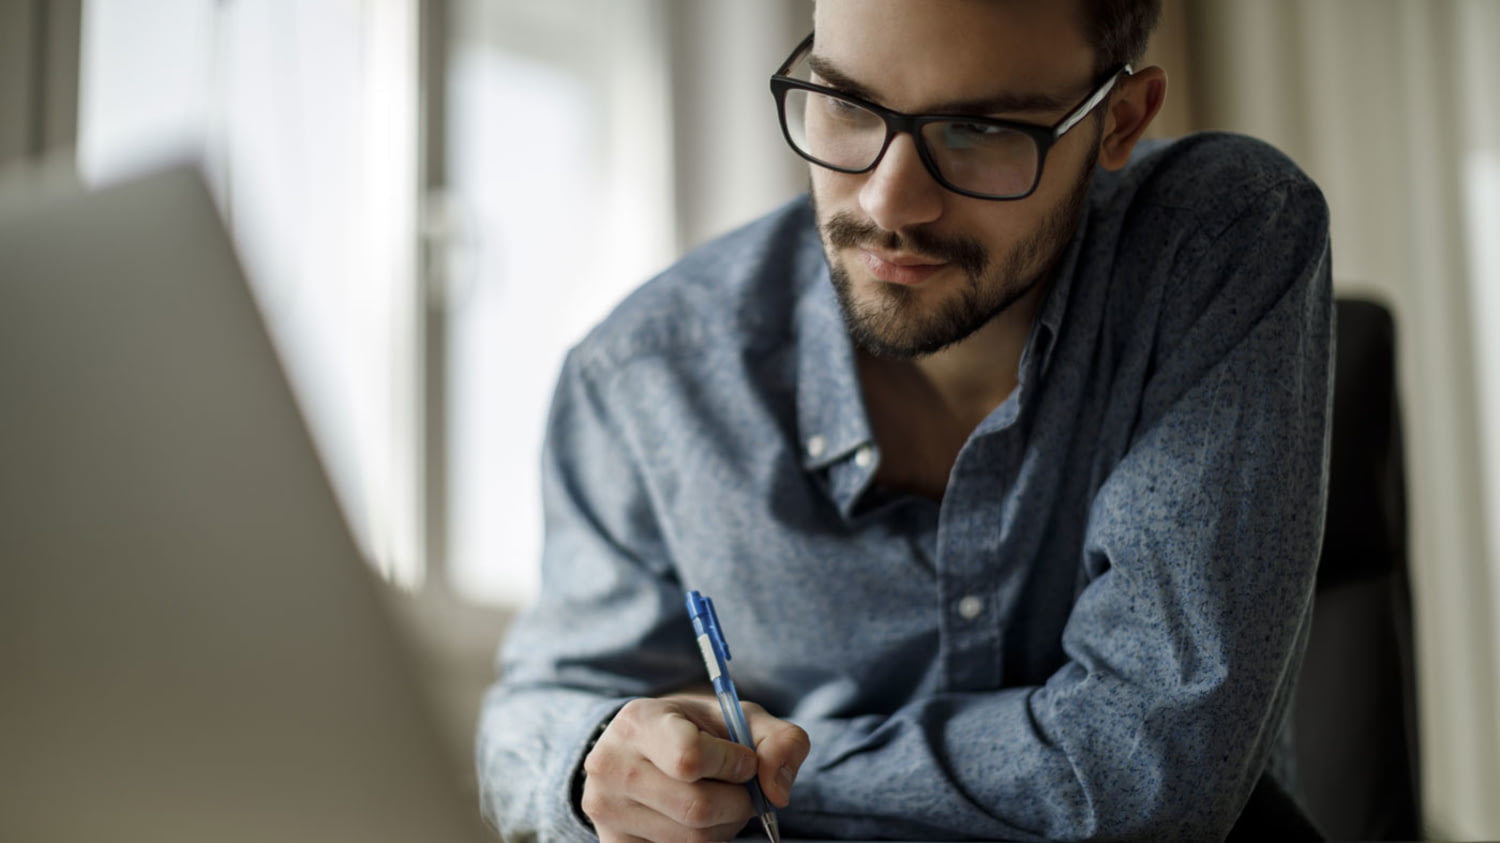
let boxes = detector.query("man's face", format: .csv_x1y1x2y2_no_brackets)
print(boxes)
809,0,1105,359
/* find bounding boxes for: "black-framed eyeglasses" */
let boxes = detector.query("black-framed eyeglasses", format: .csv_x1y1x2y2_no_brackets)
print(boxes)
770,33,1130,201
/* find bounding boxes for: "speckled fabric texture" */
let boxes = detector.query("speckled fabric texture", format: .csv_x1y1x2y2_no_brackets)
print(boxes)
478,132,1334,842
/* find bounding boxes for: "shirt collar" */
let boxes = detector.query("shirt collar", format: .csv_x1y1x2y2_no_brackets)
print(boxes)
793,258,872,473
788,204,1090,511
1019,207,1089,388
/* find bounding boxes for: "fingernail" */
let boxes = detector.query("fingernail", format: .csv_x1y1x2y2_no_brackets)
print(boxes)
776,765,796,799
736,754,757,781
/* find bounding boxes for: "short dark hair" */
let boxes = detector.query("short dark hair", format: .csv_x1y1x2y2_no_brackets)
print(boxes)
808,1,1162,78
1080,0,1162,74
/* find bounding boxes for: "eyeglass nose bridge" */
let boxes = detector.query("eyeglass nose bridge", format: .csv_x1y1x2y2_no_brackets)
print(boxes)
856,110,951,189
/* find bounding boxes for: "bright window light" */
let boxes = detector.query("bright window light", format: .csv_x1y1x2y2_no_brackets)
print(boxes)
444,0,675,606
78,0,423,588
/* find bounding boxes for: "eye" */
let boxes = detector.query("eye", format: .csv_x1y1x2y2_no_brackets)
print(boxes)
819,95,863,117
814,94,880,129
824,97,860,116
952,122,1002,136
941,122,1005,147
936,121,1032,154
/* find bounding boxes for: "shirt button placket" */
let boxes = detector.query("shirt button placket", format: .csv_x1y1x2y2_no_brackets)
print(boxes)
937,435,1012,691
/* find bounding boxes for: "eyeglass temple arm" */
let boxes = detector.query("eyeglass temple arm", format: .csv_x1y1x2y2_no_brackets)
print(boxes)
1053,65,1132,137
774,32,816,78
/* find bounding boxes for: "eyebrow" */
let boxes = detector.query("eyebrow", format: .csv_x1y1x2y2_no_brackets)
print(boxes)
806,53,1076,116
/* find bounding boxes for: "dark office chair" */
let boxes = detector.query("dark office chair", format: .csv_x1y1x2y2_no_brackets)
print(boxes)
1291,297,1423,841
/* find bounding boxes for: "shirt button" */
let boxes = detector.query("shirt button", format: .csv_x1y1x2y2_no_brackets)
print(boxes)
806,435,827,458
853,444,874,468
957,594,985,621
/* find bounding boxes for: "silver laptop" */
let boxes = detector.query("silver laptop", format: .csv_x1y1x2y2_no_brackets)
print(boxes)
0,165,492,843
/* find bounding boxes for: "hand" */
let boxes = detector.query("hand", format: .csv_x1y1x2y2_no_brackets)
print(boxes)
581,694,811,843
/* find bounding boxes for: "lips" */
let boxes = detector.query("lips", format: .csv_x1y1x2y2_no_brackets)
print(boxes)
859,249,947,286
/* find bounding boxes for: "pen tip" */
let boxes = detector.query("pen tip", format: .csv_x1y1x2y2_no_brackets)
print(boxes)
761,812,781,843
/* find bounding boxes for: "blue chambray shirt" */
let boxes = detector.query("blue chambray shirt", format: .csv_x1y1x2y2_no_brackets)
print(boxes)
478,133,1334,842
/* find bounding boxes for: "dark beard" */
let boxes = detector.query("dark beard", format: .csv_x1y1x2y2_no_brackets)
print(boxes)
817,149,1098,360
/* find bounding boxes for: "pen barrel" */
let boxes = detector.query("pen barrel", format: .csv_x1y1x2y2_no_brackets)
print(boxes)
714,689,753,748
746,775,774,819
714,690,774,819
686,591,780,840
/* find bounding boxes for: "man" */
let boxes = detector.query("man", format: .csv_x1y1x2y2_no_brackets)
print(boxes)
478,0,1333,840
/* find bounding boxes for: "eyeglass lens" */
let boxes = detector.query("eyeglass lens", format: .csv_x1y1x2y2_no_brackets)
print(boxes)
781,88,1041,198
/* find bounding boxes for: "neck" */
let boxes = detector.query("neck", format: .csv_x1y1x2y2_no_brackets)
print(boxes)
879,276,1051,430
853,278,1051,502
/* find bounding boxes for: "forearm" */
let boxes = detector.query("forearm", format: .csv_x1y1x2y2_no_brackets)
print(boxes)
779,658,1303,842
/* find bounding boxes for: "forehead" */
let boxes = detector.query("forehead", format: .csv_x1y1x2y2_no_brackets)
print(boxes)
810,0,1095,113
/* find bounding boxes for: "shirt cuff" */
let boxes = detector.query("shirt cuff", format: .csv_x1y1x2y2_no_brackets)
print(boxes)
561,699,632,839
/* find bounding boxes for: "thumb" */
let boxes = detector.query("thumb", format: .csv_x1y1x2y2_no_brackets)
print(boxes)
748,711,810,807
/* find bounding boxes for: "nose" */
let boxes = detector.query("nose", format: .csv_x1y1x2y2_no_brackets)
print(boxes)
858,132,945,233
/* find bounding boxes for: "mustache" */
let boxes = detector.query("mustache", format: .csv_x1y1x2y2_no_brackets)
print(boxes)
822,212,989,278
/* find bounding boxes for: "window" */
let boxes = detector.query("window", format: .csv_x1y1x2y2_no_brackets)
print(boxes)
441,0,676,605
78,0,423,587
77,0,806,607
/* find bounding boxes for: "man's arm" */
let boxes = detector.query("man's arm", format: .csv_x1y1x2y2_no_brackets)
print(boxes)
475,341,685,841
775,174,1334,841
475,343,809,842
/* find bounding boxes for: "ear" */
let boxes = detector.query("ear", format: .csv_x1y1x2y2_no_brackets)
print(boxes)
1097,65,1168,171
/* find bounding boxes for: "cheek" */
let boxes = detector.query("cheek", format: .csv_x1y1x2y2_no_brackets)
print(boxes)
810,167,860,209
962,207,1033,255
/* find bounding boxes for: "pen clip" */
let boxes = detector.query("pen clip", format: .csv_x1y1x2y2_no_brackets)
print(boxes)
685,590,731,663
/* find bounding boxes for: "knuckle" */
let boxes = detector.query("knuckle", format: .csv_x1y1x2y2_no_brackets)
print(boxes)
579,783,608,822
582,745,611,778
586,747,645,795
669,744,703,781
612,699,650,731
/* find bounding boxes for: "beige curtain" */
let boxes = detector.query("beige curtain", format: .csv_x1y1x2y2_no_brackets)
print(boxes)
1140,0,1195,139
665,0,809,249
1149,1,1500,838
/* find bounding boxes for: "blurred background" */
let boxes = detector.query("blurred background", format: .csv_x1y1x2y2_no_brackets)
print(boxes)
2,0,1496,838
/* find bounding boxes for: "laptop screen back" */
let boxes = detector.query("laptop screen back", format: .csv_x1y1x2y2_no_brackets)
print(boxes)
0,166,491,843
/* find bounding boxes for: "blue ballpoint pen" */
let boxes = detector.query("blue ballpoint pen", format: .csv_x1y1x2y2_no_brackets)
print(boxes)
685,590,782,843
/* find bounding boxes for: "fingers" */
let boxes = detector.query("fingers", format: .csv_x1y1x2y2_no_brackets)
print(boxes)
655,695,812,805
594,831,651,843
743,701,811,807
581,695,811,840
643,700,757,783
583,697,759,842
586,774,750,843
